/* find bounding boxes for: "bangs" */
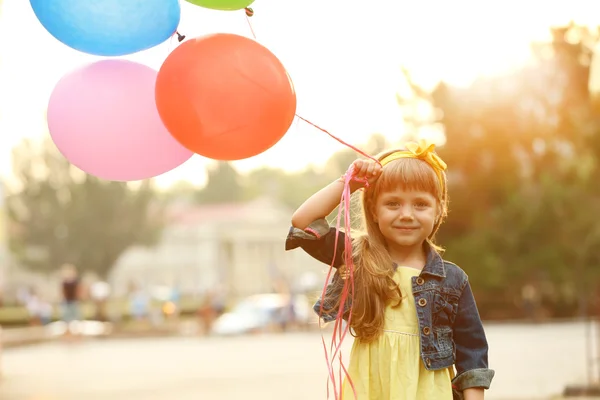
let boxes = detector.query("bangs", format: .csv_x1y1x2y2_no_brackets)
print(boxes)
375,157,442,198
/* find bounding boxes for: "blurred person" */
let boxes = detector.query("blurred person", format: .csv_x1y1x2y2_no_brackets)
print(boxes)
16,285,30,306
287,296,300,332
90,280,111,322
25,288,53,326
211,285,227,317
521,284,541,322
197,290,217,336
60,264,82,339
25,288,42,325
39,301,53,325
286,140,494,399
165,285,181,320
128,282,150,322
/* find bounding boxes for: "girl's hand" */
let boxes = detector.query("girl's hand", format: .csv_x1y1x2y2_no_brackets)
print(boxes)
339,265,351,280
347,159,382,191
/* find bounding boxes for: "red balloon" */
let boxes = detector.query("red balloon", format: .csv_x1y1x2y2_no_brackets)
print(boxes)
155,33,297,160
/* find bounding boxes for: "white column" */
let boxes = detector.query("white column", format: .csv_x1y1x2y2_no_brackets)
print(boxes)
231,240,247,298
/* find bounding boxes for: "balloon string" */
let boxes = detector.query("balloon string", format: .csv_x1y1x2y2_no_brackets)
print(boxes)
294,115,381,165
316,165,367,400
245,11,377,400
167,30,186,56
245,13,257,39
167,32,177,55
244,14,380,166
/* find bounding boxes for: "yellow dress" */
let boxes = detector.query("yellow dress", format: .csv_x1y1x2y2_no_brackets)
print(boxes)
342,266,454,399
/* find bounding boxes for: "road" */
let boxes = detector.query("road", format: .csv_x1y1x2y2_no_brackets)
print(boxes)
0,320,597,400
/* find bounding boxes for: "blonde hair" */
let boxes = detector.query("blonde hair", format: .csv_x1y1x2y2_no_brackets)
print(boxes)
325,148,448,343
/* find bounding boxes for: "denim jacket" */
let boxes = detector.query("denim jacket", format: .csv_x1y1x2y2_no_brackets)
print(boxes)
285,219,495,394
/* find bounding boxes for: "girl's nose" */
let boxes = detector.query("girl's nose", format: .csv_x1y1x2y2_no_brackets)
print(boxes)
398,205,414,220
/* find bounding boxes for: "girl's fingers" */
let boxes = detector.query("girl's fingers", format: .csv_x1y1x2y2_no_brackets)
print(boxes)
350,159,381,182
359,161,370,177
372,164,382,177
367,162,376,176
365,164,382,185
353,159,363,170
339,266,351,280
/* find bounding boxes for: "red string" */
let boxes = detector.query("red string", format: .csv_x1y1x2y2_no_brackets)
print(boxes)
318,166,359,400
294,115,381,165
245,14,256,38
317,168,370,399
245,12,380,400
244,15,380,166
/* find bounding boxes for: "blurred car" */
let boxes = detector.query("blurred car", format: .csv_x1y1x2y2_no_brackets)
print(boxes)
211,293,312,336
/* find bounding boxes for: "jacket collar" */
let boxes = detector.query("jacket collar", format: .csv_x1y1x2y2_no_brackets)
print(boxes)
421,244,446,278
390,244,446,278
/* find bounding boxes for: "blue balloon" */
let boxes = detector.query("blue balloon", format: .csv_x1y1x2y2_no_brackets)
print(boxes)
30,0,181,56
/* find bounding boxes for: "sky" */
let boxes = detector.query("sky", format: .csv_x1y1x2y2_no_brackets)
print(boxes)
0,0,599,188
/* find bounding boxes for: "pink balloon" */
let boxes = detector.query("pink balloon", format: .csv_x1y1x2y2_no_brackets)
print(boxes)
47,59,193,181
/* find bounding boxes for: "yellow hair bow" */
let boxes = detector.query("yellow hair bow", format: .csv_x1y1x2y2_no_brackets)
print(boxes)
379,139,447,188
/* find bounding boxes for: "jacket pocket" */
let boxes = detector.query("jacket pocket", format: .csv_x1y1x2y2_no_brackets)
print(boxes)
433,326,454,353
433,292,459,326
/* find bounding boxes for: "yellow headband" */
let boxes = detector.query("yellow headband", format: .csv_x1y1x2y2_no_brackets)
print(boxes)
379,139,447,191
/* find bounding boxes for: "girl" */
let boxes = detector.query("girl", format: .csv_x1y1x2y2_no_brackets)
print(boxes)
285,140,494,399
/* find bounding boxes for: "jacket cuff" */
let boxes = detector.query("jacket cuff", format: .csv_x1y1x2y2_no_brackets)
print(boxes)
452,368,495,390
285,219,331,250
313,299,337,322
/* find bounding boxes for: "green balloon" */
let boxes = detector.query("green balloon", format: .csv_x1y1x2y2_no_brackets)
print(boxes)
185,0,254,11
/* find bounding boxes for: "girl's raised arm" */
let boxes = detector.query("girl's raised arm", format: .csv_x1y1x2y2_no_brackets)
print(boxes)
291,159,381,229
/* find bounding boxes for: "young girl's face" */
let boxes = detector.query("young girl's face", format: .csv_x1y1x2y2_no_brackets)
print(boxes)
373,187,438,252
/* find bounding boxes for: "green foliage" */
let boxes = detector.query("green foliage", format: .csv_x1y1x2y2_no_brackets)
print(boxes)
7,140,163,278
195,161,244,204
429,24,600,317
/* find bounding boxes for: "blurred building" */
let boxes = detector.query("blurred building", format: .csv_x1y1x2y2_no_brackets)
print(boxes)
108,197,326,301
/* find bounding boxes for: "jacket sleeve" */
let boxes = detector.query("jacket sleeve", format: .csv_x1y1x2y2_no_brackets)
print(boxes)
312,270,352,322
451,279,495,391
284,218,346,268
285,219,352,321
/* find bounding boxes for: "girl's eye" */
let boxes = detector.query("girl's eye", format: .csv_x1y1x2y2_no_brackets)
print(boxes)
387,202,399,207
415,202,430,208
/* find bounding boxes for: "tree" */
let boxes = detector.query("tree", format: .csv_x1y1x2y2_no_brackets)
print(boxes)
425,24,600,318
242,165,332,210
195,161,244,204
7,140,163,278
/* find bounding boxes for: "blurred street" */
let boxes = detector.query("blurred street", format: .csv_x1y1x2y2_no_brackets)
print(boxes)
0,320,597,400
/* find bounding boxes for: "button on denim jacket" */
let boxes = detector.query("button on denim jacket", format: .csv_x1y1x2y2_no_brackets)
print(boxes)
285,219,495,396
